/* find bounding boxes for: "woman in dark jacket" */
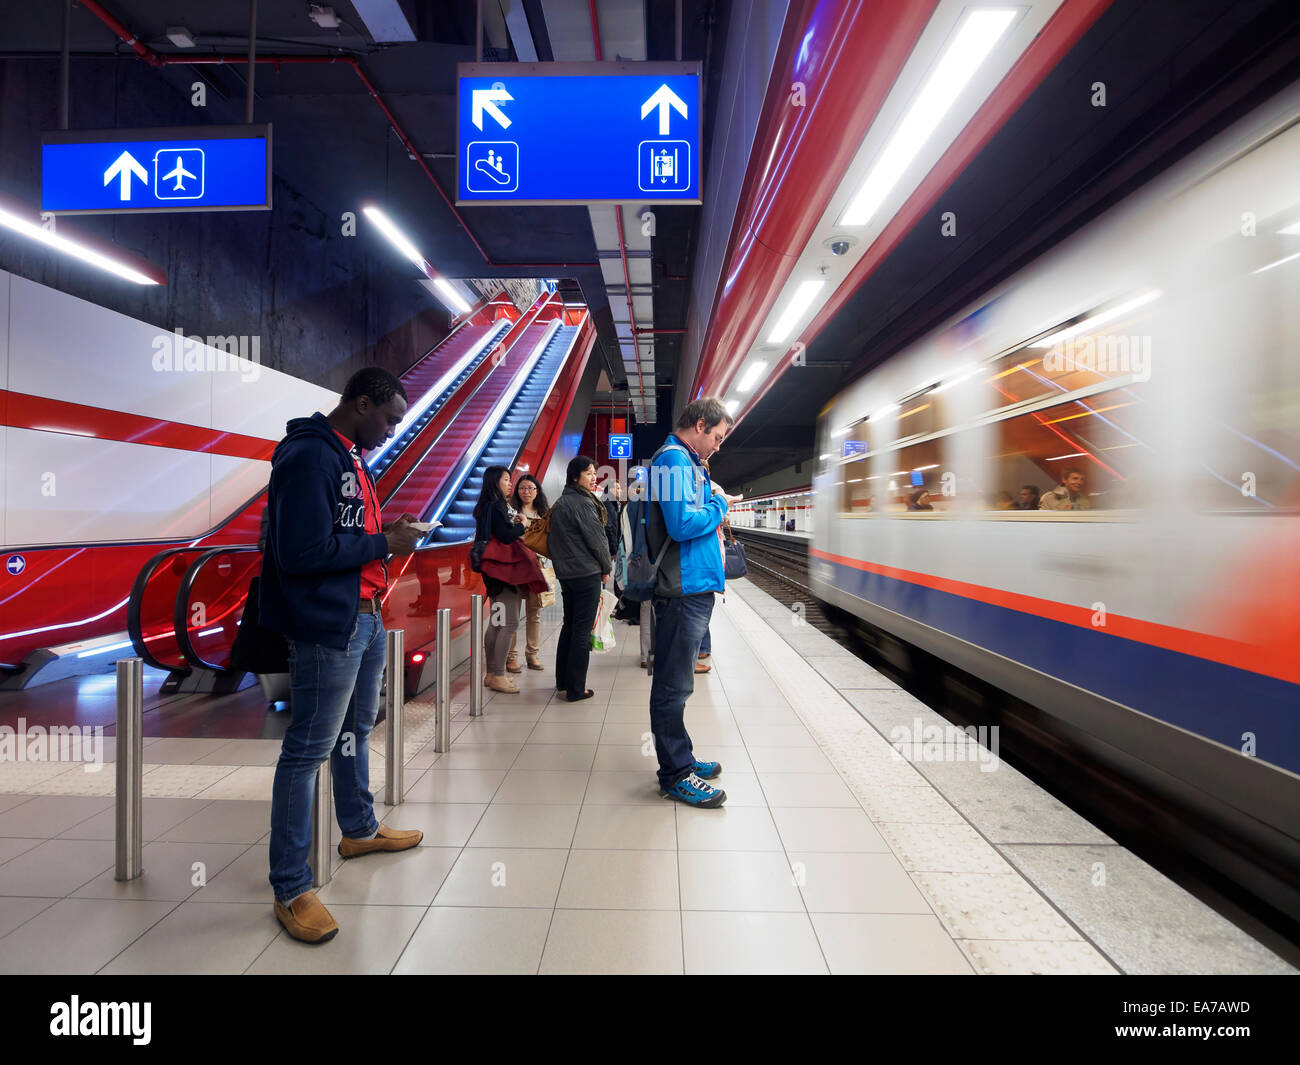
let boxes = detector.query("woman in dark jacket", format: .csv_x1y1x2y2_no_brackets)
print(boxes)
474,465,525,694
548,455,612,701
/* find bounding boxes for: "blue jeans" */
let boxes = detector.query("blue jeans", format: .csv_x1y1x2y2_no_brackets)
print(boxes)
649,592,714,789
269,612,386,903
700,627,711,655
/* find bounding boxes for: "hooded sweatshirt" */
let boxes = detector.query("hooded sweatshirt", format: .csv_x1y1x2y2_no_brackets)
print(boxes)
259,412,390,649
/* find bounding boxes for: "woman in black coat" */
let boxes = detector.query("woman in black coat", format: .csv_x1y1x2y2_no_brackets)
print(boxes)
474,465,525,694
547,456,612,701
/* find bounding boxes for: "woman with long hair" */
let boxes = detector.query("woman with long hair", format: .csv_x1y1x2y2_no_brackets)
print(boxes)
547,455,612,701
473,465,525,693
507,473,550,672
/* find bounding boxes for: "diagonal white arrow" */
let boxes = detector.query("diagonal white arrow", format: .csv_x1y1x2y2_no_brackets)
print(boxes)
640,84,688,135
103,150,148,201
472,87,513,131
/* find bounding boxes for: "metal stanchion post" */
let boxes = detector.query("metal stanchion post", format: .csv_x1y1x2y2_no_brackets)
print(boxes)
433,608,452,752
308,759,332,888
384,628,405,807
469,594,485,717
114,657,143,882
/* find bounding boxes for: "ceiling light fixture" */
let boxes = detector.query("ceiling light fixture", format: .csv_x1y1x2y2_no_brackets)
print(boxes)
0,198,162,285
841,9,1017,227
737,360,768,393
766,280,825,344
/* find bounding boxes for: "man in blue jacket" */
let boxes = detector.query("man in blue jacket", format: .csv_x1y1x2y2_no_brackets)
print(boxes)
646,397,740,807
262,367,424,943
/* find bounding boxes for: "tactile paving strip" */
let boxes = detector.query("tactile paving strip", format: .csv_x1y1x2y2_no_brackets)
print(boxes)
960,938,1120,975
877,823,1014,875
910,871,1084,941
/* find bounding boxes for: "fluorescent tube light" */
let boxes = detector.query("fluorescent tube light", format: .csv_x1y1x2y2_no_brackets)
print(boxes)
433,278,472,314
0,203,160,285
724,399,740,415
767,280,825,343
363,204,425,267
737,360,768,393
841,9,1016,227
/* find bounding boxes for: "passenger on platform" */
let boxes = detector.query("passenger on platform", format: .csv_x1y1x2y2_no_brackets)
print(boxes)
549,456,613,701
646,397,740,808
993,490,1015,510
908,488,934,511
474,465,527,694
1039,468,1093,510
506,474,549,672
1016,484,1041,510
260,367,424,944
600,476,623,563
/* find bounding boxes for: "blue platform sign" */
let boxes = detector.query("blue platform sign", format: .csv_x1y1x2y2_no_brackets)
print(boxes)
457,63,702,205
42,125,272,215
608,434,634,460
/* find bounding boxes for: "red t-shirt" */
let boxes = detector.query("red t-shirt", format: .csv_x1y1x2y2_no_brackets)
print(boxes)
334,430,387,598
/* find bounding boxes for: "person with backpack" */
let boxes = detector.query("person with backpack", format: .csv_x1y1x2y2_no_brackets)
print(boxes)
548,455,612,701
644,398,741,808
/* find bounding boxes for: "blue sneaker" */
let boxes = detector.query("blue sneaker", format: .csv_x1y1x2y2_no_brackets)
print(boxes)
660,773,726,808
692,759,722,779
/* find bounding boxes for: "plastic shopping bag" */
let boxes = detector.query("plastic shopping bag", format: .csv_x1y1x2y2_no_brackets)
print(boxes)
590,588,618,652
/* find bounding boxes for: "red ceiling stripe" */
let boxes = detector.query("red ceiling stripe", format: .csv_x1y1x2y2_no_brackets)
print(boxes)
735,0,1116,427
0,389,276,461
689,0,940,401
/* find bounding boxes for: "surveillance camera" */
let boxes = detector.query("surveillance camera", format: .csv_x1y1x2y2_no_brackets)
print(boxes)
829,240,851,257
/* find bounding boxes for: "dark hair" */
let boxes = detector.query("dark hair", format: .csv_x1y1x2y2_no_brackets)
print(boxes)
511,474,549,516
473,464,512,521
566,455,595,485
1021,484,1039,496
1063,467,1084,479
676,396,733,433
342,367,407,406
908,488,932,510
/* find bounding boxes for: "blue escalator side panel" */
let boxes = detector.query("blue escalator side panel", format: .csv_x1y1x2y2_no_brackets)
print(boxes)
431,326,577,544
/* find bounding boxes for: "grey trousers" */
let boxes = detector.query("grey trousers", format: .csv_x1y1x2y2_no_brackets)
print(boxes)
485,587,522,675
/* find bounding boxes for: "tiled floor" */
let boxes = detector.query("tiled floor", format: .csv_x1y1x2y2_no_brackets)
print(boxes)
0,581,1293,975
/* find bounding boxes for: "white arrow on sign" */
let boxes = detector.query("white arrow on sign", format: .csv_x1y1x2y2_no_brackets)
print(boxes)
640,84,688,135
103,150,148,201
472,87,513,131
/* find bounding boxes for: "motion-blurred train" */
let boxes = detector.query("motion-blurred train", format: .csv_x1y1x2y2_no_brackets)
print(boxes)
808,85,1300,916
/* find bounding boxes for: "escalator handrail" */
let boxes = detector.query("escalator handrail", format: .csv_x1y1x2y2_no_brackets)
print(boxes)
127,545,210,671
173,544,260,673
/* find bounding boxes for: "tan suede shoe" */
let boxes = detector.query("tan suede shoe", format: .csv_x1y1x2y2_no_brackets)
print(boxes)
273,890,339,943
337,823,424,859
506,656,523,674
526,653,543,670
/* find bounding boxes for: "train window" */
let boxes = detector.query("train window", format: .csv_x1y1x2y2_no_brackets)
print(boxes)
880,440,945,513
989,390,1140,512
837,421,872,514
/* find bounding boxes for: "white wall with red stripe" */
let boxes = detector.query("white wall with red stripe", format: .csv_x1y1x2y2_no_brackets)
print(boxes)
1,269,335,548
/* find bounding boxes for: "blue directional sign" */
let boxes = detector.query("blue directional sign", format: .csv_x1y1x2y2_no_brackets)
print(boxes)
41,125,272,215
609,434,634,460
843,440,868,458
457,63,701,205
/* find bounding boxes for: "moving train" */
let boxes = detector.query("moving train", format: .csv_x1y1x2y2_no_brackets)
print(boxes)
808,84,1300,917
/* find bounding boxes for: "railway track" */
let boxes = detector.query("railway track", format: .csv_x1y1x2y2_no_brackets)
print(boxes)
729,529,845,638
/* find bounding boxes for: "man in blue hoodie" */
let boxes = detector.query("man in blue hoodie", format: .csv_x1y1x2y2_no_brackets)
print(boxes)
262,367,424,943
646,397,740,808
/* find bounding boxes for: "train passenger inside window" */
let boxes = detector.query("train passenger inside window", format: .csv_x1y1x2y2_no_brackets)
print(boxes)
992,491,1015,510
1015,484,1040,510
908,488,935,511
1039,468,1092,510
